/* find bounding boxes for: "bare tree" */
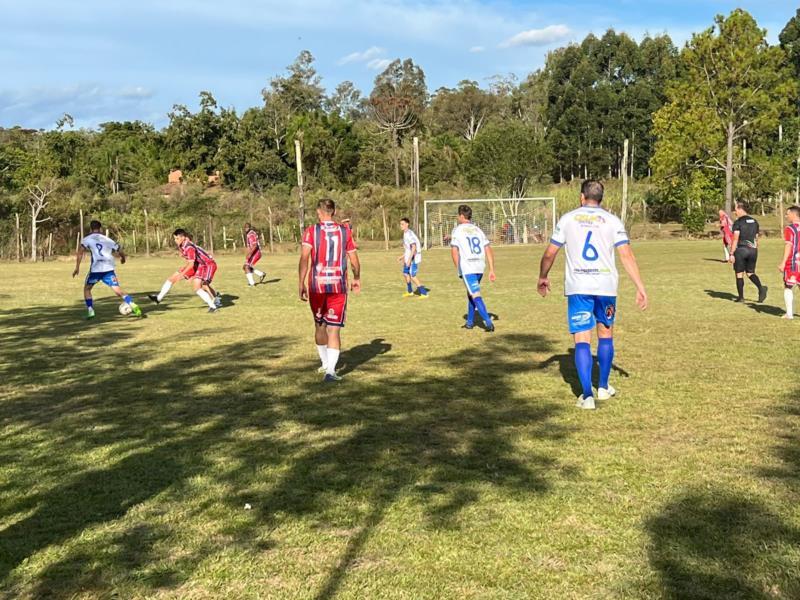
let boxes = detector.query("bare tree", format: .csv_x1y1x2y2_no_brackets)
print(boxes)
26,178,59,262
370,96,416,187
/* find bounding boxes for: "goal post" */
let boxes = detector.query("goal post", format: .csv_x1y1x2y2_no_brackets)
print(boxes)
423,197,557,249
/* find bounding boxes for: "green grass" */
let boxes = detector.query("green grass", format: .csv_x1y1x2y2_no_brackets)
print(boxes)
1,239,799,599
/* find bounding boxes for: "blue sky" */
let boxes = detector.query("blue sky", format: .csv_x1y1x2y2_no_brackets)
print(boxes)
0,0,795,129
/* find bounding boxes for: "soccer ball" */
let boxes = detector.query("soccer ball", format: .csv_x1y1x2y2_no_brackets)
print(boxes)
118,303,133,316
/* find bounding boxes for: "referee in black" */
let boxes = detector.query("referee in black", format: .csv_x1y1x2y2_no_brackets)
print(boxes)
728,201,768,303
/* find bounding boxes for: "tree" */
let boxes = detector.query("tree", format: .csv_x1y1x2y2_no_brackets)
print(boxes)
652,10,797,213
25,178,59,261
780,9,800,79
429,80,498,142
325,81,364,121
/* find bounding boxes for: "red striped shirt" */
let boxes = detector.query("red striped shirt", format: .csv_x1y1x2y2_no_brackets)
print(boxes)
180,240,215,267
302,221,356,294
785,224,800,271
246,229,259,250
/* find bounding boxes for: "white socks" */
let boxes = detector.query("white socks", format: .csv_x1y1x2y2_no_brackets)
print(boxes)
326,348,340,375
157,280,173,301
785,288,794,318
316,344,328,369
196,289,216,309
253,269,265,278
246,272,255,286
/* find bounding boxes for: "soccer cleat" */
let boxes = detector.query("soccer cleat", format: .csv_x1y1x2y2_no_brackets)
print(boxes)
259,273,267,284
147,294,161,304
464,322,474,330
782,314,794,320
576,395,596,410
317,366,328,374
485,324,495,332
323,373,342,382
86,308,96,320
597,385,616,401
734,297,745,303
130,303,143,317
214,294,222,307
208,306,218,314
417,293,429,299
403,292,415,298
758,286,768,303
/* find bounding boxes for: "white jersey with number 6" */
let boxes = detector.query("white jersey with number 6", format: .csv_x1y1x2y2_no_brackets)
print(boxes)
550,206,629,296
450,222,491,275
81,233,119,273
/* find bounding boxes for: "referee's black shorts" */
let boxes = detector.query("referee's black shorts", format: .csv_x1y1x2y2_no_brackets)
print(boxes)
733,246,758,274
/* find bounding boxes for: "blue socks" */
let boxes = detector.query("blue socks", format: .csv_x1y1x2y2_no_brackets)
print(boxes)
466,295,476,325
575,342,593,399
473,297,492,327
123,295,133,304
406,282,413,293
85,298,93,309
597,338,614,389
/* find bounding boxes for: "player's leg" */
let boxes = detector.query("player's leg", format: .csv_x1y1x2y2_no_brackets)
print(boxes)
783,271,796,319
149,270,184,304
465,274,493,331
733,250,746,301
568,294,596,408
250,251,265,281
83,277,96,319
465,294,476,328
315,321,329,372
402,264,414,296
723,240,730,262
192,276,217,311
244,261,256,287
324,326,342,380
108,283,142,317
594,297,617,400
746,250,767,302
411,264,428,296
322,293,347,379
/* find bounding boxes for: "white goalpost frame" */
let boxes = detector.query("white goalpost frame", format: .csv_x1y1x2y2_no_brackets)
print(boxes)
423,197,557,249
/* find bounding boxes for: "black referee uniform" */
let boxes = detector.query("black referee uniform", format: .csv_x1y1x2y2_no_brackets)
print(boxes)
731,214,767,302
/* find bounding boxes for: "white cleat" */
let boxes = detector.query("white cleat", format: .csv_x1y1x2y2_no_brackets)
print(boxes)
597,385,617,401
576,395,596,410
317,366,328,374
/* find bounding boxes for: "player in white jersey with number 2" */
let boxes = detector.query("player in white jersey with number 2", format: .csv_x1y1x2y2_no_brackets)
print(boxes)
399,217,428,297
450,204,496,331
538,180,647,409
73,220,142,319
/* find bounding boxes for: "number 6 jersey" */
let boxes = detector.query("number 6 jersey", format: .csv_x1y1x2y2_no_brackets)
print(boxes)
550,206,629,297
450,222,491,275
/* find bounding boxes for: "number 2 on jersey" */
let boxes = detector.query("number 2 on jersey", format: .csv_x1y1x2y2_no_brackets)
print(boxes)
582,232,599,261
468,237,482,255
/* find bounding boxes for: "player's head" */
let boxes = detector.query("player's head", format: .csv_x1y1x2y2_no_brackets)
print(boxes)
580,180,604,206
89,220,102,232
316,198,336,220
172,228,189,245
787,205,800,223
734,201,749,216
400,217,410,231
457,205,472,223
244,222,251,231
719,209,727,218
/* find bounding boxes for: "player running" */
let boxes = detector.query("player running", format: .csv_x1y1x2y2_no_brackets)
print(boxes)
719,209,734,262
398,217,428,298
73,220,142,319
779,205,800,319
450,205,496,331
537,180,647,410
728,202,768,303
243,222,266,287
299,199,361,382
148,229,220,312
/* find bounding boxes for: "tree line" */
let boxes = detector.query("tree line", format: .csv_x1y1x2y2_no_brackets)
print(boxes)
1,8,799,259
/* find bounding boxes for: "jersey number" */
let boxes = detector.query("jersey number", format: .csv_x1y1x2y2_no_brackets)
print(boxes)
467,237,482,255
95,243,105,256
582,232,599,261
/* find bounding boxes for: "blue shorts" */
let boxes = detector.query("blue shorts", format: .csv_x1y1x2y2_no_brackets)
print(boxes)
462,273,483,296
403,263,419,277
567,294,616,334
86,270,120,288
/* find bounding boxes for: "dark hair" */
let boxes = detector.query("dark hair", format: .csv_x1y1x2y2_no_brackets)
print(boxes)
581,179,604,202
789,206,800,218
89,220,102,231
735,201,749,212
400,217,410,224
244,222,252,229
458,204,472,220
173,228,188,237
317,198,336,215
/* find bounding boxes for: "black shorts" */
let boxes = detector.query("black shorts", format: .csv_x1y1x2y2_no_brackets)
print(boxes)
734,246,758,274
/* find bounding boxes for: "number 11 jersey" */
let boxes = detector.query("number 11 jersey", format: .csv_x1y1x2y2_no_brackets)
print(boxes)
550,206,629,297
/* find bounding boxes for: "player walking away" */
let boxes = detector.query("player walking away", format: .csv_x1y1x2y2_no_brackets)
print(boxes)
73,220,142,319
148,229,220,312
399,217,428,298
719,209,734,262
450,205,496,331
728,202,768,304
243,222,266,287
538,180,647,410
779,205,800,319
299,199,361,382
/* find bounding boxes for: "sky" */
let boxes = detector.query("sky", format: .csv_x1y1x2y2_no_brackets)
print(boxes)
0,0,796,130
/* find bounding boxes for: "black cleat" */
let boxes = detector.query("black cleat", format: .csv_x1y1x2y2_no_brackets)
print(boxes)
758,286,768,303
259,273,267,284
208,306,218,313
464,323,474,330
485,324,495,332
734,297,745,303
147,294,160,304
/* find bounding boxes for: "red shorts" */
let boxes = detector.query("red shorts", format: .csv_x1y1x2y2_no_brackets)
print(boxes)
245,248,262,268
194,262,217,283
785,268,800,287
309,291,347,327
180,265,196,279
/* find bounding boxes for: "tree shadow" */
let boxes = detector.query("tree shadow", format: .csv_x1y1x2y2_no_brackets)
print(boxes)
536,348,630,397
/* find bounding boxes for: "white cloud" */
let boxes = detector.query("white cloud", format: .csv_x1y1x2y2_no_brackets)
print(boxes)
367,58,392,71
500,24,571,48
338,45,385,65
469,46,485,53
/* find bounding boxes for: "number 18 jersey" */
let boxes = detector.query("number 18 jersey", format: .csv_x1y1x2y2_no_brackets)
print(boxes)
450,222,491,275
550,206,629,297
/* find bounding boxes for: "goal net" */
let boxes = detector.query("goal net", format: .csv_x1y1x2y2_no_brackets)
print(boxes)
423,197,556,249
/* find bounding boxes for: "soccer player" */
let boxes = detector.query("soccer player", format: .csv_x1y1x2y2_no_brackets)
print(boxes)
728,201,767,303
719,209,734,262
243,222,266,287
450,205,495,331
148,229,220,312
398,217,428,297
299,199,361,382
537,180,647,410
778,205,800,319
72,220,142,319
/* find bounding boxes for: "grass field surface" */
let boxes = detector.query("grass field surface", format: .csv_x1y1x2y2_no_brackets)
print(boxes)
1,239,799,599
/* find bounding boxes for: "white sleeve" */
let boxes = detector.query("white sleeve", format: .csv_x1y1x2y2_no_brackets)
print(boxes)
449,228,459,246
613,217,629,247
481,229,491,246
551,215,567,246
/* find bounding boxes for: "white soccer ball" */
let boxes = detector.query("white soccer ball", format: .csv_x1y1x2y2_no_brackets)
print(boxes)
118,303,133,316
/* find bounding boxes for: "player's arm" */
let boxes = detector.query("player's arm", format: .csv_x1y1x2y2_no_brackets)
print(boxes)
114,246,127,264
485,244,496,282
298,244,312,301
349,250,361,293
728,231,740,262
407,243,416,267
72,245,85,277
617,243,648,310
537,243,560,297
451,246,460,272
779,236,793,272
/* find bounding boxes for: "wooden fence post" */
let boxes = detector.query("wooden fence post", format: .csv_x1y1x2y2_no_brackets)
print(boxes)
268,206,275,254
144,209,150,256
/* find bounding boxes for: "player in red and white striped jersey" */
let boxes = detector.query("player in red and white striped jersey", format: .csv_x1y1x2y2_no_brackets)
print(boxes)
779,206,800,319
299,199,361,382
243,223,266,287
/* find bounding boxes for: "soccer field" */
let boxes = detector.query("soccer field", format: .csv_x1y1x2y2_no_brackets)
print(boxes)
1,240,799,599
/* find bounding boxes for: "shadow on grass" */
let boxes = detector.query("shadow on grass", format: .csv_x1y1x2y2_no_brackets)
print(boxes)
537,348,630,397
0,304,572,599
704,289,784,316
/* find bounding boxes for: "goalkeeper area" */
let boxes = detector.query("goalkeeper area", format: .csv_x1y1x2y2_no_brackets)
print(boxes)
423,197,556,249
